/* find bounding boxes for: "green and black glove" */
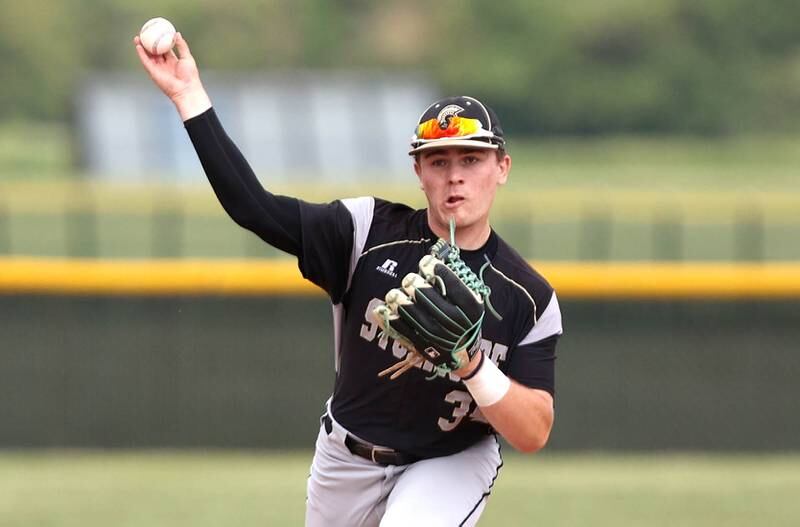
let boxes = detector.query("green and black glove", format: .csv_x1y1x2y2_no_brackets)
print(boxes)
372,237,499,379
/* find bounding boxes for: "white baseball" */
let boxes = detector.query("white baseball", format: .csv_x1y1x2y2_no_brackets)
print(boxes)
139,17,177,56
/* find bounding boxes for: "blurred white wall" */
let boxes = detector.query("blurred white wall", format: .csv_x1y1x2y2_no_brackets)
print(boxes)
77,72,436,183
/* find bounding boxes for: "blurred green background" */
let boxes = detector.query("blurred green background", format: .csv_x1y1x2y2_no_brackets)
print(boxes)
3,0,800,133
1,1,799,525
2,0,799,261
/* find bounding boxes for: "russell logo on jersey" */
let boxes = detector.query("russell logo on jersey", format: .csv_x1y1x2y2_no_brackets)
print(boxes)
376,259,399,278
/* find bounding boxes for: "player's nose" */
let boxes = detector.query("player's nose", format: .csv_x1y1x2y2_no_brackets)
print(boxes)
445,165,465,184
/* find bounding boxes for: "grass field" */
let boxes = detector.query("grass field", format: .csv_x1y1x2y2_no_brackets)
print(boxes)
2,451,799,526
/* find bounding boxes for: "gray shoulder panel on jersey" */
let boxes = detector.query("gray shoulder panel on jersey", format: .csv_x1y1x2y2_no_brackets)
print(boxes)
331,303,344,373
518,292,563,347
340,196,375,292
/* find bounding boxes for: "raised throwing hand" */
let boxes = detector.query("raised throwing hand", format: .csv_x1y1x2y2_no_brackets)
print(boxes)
133,32,211,120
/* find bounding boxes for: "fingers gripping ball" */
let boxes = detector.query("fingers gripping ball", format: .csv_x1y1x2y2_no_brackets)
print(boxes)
372,246,490,379
139,17,177,56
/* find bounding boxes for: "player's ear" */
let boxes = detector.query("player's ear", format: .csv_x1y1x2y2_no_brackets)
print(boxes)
496,153,511,186
413,158,423,185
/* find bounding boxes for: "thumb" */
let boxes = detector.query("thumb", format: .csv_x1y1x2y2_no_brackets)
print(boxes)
174,32,192,59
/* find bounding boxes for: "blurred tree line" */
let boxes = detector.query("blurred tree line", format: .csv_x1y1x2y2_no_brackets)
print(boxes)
2,0,800,135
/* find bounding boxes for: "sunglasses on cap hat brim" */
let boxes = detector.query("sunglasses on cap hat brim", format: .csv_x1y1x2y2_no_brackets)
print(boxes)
409,124,504,155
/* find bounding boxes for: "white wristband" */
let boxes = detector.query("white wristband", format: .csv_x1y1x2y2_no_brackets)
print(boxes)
462,358,511,407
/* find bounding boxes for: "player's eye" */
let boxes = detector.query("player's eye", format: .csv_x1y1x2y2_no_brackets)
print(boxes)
462,155,480,165
430,158,448,167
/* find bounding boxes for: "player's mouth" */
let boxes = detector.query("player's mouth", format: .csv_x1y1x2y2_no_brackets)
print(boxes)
444,195,465,209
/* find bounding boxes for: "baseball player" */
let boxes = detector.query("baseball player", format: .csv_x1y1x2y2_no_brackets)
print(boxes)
135,33,562,526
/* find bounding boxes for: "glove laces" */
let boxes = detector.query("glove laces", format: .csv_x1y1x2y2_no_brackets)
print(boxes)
430,218,502,322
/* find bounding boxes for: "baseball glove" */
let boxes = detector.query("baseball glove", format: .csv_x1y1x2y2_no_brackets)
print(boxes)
372,235,501,380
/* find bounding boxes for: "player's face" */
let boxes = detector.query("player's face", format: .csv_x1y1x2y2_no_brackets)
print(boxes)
415,147,510,246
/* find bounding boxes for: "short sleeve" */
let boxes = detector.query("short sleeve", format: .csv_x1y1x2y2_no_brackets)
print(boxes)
506,292,563,395
297,196,374,303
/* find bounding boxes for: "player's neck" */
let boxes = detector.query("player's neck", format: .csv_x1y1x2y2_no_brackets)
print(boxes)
428,217,491,250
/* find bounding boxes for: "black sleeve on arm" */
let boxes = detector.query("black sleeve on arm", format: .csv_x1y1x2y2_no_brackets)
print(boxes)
183,108,303,255
183,108,356,300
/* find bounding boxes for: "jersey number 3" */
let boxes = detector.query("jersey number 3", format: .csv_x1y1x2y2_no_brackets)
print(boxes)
437,390,474,431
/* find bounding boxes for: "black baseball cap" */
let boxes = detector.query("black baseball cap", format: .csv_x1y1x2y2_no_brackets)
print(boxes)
409,95,505,155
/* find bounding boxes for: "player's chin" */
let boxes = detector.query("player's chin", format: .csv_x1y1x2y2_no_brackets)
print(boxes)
450,209,482,230
440,201,468,222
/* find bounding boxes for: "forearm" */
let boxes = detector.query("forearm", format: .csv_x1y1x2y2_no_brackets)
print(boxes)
460,353,554,453
184,108,303,255
479,381,554,452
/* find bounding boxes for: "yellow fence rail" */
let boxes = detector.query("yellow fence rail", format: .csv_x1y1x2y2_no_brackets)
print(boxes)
1,258,799,299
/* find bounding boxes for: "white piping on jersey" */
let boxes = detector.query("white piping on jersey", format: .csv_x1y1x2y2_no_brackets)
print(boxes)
483,262,538,323
360,238,432,258
518,292,563,347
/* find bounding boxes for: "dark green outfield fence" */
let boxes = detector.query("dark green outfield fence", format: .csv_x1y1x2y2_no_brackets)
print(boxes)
1,295,797,451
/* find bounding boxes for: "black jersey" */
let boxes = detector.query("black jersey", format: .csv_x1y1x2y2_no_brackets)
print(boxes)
185,108,563,459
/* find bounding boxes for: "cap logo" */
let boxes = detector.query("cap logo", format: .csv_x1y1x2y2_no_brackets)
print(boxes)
436,105,465,130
